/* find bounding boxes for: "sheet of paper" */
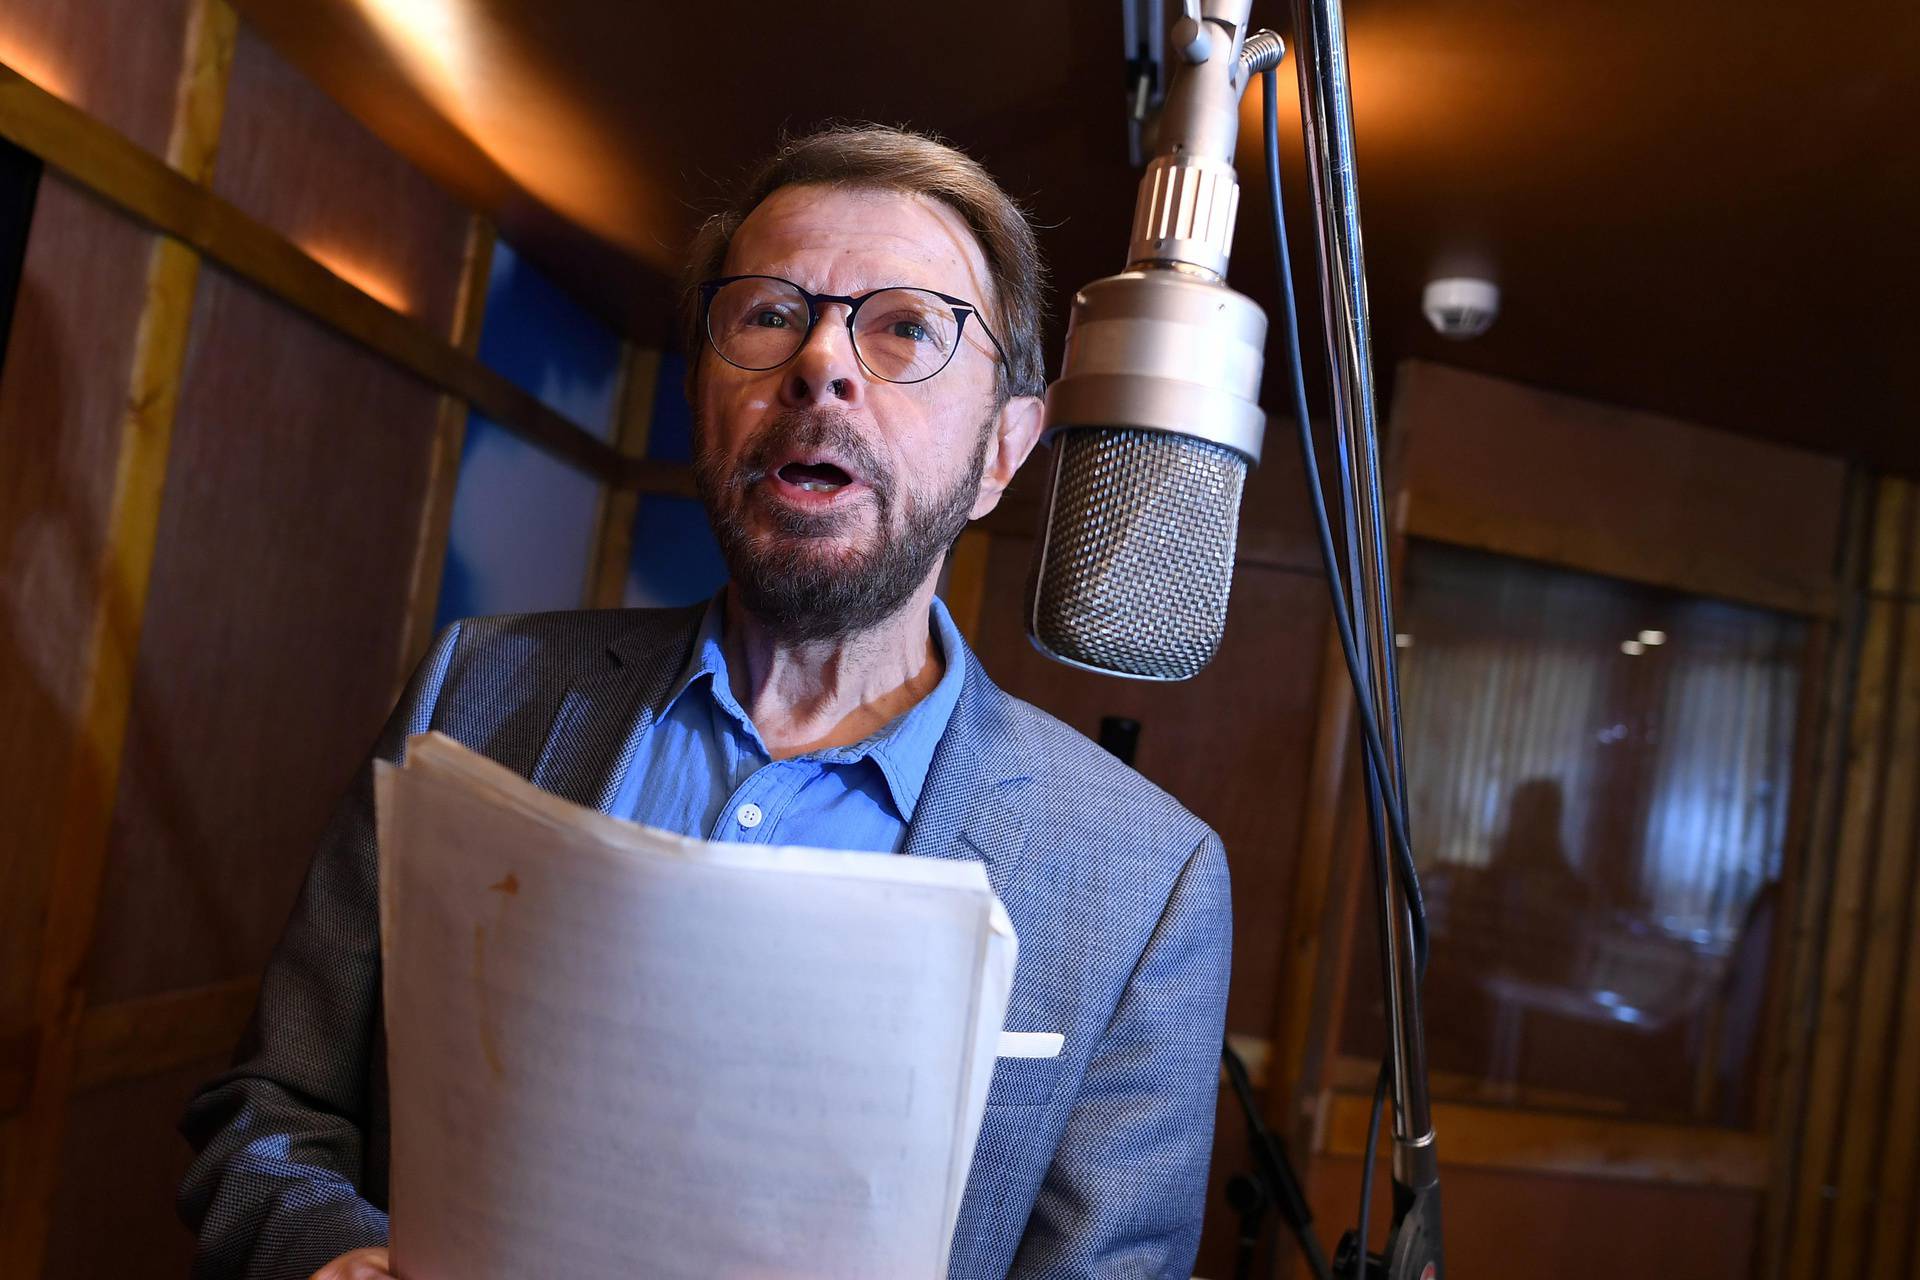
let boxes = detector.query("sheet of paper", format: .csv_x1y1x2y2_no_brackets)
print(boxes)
375,732,1015,1280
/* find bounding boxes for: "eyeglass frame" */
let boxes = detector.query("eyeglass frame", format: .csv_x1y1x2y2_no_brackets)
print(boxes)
697,274,1012,386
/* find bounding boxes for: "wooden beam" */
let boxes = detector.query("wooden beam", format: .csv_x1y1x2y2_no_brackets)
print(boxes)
1757,469,1871,1280
1829,612,1920,1257
0,59,644,489
1783,478,1910,1280
587,345,664,608
1263,618,1354,1140
396,213,495,683
1321,1090,1772,1190
1868,666,1920,1273
1394,360,1846,619
0,2,235,1266
72,978,259,1094
1826,482,1920,1277
942,529,991,642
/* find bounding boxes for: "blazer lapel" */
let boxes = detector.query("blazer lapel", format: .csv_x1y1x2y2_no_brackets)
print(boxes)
530,605,704,812
903,651,1036,899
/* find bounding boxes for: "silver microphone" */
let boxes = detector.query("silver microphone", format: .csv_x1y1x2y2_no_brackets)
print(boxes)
1026,6,1280,681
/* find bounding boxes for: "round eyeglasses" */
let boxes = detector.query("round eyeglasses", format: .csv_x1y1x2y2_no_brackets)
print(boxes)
699,274,1010,385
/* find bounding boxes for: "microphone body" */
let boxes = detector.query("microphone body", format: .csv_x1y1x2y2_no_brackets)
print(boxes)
1027,1,1273,681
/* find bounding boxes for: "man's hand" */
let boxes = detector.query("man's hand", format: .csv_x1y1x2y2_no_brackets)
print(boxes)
308,1247,393,1279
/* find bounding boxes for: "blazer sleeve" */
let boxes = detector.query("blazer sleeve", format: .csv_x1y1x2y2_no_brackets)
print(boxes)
175,623,463,1280
1007,830,1233,1279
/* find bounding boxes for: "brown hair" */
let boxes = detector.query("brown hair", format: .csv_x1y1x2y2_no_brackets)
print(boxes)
679,124,1048,402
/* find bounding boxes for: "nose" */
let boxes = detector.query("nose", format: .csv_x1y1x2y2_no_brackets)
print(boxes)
777,304,866,409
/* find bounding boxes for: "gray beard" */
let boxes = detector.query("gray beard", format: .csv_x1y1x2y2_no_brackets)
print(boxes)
694,406,990,644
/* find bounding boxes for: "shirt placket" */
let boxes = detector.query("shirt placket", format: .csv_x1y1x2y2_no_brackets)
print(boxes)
711,758,815,843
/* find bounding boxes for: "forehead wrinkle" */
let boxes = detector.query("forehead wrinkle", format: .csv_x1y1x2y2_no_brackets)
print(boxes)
725,187,996,315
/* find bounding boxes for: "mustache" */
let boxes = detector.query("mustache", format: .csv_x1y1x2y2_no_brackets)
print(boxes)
732,409,892,494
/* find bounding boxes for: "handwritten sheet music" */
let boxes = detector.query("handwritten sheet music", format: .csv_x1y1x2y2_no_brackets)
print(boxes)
375,732,1015,1280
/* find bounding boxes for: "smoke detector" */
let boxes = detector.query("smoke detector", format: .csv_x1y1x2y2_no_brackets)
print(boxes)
1422,277,1500,340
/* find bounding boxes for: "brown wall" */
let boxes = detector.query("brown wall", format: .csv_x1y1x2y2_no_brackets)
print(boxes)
0,4,525,1273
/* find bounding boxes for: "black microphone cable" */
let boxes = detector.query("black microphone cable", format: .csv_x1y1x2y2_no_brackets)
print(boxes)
1260,62,1430,1275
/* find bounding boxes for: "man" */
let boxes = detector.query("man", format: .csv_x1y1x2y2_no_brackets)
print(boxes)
179,124,1231,1280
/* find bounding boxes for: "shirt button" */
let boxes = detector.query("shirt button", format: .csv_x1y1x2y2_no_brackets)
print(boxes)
735,802,764,830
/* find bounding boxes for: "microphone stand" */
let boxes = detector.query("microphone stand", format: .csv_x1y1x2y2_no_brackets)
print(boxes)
1287,0,1444,1275
1222,1038,1331,1280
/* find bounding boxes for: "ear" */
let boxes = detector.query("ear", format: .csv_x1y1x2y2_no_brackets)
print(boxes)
970,394,1046,520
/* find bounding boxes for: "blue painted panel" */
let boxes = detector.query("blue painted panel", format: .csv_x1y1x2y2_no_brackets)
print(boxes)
646,349,695,462
477,240,623,441
434,238,626,627
435,411,603,627
623,495,728,609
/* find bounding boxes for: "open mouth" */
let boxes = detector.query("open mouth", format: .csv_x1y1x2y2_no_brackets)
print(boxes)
775,460,854,493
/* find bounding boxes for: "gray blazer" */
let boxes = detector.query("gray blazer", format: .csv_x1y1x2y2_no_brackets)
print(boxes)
179,605,1232,1279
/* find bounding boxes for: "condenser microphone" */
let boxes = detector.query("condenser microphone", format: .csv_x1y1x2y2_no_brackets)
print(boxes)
1026,6,1280,681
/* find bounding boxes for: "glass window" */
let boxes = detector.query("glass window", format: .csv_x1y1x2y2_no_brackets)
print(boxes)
1340,542,1806,1126
474,241,623,441
435,241,623,625
623,350,727,608
436,413,604,626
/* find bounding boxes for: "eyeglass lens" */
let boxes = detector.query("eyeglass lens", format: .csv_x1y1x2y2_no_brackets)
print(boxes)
707,277,963,383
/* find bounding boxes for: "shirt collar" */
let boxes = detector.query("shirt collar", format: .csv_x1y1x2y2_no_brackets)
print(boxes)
664,591,968,823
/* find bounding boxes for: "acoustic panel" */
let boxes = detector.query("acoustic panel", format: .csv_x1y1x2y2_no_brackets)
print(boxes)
0,178,155,1036
87,264,441,1003
214,19,468,336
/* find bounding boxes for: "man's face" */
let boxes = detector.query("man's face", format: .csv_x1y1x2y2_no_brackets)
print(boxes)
693,184,1042,642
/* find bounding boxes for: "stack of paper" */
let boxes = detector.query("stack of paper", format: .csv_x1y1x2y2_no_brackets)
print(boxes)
375,732,1015,1280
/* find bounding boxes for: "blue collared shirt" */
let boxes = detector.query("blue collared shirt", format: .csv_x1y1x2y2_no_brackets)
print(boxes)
609,593,967,851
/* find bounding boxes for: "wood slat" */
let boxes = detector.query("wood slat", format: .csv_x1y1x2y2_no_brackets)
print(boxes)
0,60,656,490
1827,587,1920,1277
1865,476,1910,596
1321,1090,1772,1189
1867,731,1920,1272
396,213,494,684
0,2,233,1266
587,345,663,608
1782,479,1910,1280
72,977,258,1093
1756,469,1871,1280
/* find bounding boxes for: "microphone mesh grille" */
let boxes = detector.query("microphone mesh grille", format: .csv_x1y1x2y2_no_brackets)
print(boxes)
1028,427,1246,681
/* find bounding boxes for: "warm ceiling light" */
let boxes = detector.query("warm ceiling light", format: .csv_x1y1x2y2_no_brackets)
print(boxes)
1638,629,1667,646
348,0,670,269
303,242,412,316
349,0,473,110
0,30,74,102
1621,639,1645,656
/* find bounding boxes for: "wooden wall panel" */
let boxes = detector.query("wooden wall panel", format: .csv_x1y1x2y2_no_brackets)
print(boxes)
42,1052,228,1280
84,264,440,1005
0,0,192,157
1780,475,1920,1279
1393,360,1848,617
0,179,154,1055
971,535,1332,1039
212,21,467,335
1307,1153,1760,1280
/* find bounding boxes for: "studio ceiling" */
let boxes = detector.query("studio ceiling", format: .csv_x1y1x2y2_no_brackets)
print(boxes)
233,0,1920,475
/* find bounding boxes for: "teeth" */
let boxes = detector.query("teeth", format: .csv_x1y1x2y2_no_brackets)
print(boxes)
796,480,844,493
